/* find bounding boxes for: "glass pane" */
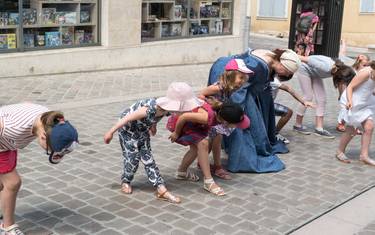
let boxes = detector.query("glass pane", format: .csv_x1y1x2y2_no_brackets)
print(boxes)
21,0,98,50
0,0,19,51
360,0,375,12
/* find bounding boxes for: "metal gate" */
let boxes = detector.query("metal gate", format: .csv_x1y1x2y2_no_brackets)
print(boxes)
288,0,345,57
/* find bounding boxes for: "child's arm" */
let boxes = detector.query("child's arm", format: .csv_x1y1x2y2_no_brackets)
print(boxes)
104,107,148,144
199,84,221,99
169,109,208,142
149,123,157,136
279,84,316,108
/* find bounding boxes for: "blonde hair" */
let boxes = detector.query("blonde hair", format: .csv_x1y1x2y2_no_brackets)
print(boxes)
40,111,65,152
352,55,370,71
219,70,247,95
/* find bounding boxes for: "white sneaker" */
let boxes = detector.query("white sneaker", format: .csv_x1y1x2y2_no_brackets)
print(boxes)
1,224,24,235
276,133,290,144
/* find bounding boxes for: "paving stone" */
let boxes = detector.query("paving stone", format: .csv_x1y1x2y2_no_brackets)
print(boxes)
91,212,116,222
123,225,151,235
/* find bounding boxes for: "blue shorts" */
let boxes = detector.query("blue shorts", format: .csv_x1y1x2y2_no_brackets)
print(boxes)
274,103,289,117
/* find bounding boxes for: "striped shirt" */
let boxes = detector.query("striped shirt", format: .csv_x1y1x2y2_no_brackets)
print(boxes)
0,103,49,151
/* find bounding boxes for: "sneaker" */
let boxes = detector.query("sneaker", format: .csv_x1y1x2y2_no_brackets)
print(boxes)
293,125,311,135
1,224,24,235
276,133,290,144
314,129,335,139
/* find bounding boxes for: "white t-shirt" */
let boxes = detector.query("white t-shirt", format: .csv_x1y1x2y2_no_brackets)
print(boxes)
270,77,282,100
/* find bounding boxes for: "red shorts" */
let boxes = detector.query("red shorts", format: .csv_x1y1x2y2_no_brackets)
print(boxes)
0,150,17,174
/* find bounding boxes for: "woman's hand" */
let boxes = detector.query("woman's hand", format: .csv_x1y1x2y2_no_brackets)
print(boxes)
169,132,179,143
104,131,114,144
346,101,353,110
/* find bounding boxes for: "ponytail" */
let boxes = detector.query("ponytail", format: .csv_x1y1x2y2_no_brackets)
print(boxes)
40,111,65,152
370,60,375,70
332,59,356,88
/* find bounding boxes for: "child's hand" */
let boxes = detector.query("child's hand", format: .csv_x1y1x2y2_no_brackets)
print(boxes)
169,132,179,143
304,101,316,108
150,125,157,136
104,131,114,144
346,101,353,110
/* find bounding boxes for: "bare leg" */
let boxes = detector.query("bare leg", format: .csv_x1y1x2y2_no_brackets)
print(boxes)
295,114,304,127
316,116,324,129
211,134,223,167
276,109,293,132
0,169,22,227
178,145,198,172
360,119,374,158
337,125,356,153
196,140,212,179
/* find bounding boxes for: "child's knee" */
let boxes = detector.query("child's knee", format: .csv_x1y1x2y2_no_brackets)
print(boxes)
363,120,374,133
197,140,209,151
287,109,293,118
5,178,22,192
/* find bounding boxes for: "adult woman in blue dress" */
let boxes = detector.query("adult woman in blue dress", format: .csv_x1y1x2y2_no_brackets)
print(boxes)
208,49,301,173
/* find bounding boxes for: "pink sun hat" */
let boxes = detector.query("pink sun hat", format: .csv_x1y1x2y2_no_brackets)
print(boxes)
156,82,203,112
225,59,254,74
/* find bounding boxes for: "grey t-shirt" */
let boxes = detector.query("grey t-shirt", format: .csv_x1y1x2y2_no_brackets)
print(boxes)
299,55,334,79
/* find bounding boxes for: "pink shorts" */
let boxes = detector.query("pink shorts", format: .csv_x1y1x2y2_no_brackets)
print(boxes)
0,150,17,174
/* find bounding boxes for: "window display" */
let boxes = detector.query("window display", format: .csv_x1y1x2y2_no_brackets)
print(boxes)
0,0,99,52
141,0,233,42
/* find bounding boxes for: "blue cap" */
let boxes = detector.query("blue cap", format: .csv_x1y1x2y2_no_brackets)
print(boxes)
49,121,78,152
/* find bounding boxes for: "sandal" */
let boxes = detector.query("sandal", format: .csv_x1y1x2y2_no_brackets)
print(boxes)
360,156,375,166
213,166,231,180
156,190,181,204
355,128,363,135
335,152,351,164
121,183,132,194
176,170,200,182
1,224,24,235
203,178,225,196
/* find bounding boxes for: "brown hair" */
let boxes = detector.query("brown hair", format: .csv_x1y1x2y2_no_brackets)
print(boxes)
40,111,65,152
332,59,356,88
369,60,375,70
219,70,248,95
205,96,222,111
352,54,371,71
268,49,287,62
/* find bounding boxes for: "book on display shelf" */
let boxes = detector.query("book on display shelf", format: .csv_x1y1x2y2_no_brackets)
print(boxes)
80,11,90,23
7,34,16,49
0,12,8,26
55,12,66,24
42,8,56,25
170,23,182,36
36,34,45,46
23,9,37,25
0,34,7,49
84,32,93,43
64,12,77,24
62,27,74,45
74,29,85,44
45,31,60,47
24,33,35,48
174,5,182,20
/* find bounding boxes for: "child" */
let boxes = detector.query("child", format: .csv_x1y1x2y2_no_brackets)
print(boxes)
336,62,375,165
293,56,356,139
271,75,315,144
199,58,253,180
104,82,202,204
0,103,78,235
168,99,250,196
336,40,371,132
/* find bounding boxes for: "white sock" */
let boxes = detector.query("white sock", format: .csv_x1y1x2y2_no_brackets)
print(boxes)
316,127,323,131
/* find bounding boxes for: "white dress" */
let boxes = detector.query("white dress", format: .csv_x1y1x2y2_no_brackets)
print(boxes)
339,68,375,127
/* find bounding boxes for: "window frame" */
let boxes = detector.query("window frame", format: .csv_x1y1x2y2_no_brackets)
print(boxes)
359,0,375,14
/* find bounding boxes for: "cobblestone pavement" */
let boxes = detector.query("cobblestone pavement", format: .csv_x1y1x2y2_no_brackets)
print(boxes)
2,35,375,235
357,221,375,235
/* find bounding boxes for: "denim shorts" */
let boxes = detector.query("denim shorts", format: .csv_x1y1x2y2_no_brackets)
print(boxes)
274,103,289,117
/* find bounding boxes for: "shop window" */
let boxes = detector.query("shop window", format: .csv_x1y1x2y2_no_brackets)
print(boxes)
257,0,288,18
360,0,375,13
0,0,100,53
141,0,233,42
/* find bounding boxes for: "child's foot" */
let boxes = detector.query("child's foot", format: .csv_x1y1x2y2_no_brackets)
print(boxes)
121,183,132,194
314,128,335,139
360,156,375,166
335,151,351,163
176,170,200,182
156,190,181,204
203,178,225,196
336,123,346,132
1,224,24,235
276,133,290,144
213,165,231,180
355,128,363,135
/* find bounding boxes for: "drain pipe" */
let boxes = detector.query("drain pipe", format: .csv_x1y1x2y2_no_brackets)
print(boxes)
243,0,251,51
